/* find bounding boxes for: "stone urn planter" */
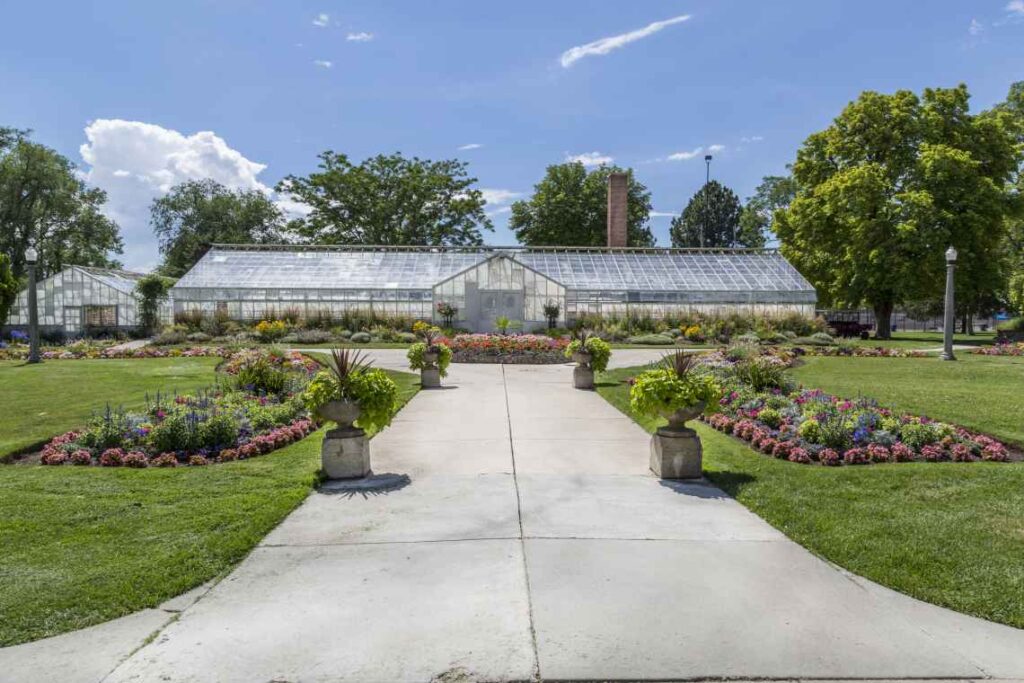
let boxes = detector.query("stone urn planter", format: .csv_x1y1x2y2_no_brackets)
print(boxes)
650,402,705,479
572,351,594,390
316,399,370,479
420,349,442,388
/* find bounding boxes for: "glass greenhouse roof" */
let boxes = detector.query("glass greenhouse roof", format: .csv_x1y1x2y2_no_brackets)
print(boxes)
516,251,815,294
74,267,147,295
175,247,488,290
174,246,815,299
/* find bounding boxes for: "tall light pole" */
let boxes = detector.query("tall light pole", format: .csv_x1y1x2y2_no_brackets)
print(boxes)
702,154,712,248
940,246,957,362
25,245,41,364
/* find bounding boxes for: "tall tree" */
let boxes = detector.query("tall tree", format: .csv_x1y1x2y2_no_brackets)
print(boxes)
510,163,654,247
669,181,746,248
775,85,1020,338
278,152,492,246
992,81,1024,318
0,253,17,324
151,179,285,277
0,127,122,280
738,171,797,248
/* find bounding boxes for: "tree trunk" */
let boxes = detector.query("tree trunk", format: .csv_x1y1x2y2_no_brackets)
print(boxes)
874,302,893,340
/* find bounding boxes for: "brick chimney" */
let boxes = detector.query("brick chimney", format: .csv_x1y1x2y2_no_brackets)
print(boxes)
607,172,628,248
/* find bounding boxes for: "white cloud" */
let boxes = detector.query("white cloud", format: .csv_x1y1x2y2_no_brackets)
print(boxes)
78,119,302,270
312,13,330,27
1007,1,1024,15
650,211,677,218
313,59,333,68
968,18,984,35
458,143,483,151
486,206,512,218
346,32,374,42
707,144,726,153
479,188,522,206
667,147,703,161
565,151,614,167
560,14,691,68
740,136,764,143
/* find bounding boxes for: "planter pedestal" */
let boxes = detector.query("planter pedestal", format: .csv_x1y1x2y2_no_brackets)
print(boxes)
650,403,705,479
573,365,594,389
421,366,441,388
321,427,370,479
572,351,594,390
650,428,703,479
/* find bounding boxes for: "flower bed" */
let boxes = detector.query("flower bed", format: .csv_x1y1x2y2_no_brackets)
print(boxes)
795,346,930,358
972,342,1024,357
702,387,1010,466
448,333,569,364
38,349,321,467
0,340,233,361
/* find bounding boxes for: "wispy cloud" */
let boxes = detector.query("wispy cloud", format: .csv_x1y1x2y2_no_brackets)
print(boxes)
650,211,677,218
560,14,691,68
707,144,726,153
313,60,333,69
565,151,614,167
667,147,703,161
487,206,512,217
312,13,330,27
346,32,374,42
458,143,483,151
968,18,985,36
1007,0,1024,15
480,188,522,206
740,136,764,143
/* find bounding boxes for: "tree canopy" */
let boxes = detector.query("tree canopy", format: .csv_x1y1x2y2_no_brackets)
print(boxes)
277,152,492,246
509,163,654,247
669,181,749,248
0,253,18,325
151,179,285,277
0,127,122,280
775,84,1022,337
738,172,797,248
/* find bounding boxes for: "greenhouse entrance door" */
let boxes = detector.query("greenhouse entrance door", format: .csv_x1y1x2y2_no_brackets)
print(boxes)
477,290,523,332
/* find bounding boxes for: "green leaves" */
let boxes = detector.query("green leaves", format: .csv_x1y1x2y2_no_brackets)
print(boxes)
670,180,745,248
277,152,492,246
510,162,654,247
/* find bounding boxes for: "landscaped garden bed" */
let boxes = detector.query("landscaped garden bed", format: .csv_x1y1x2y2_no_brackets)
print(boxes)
36,349,322,467
0,338,233,361
447,333,569,364
972,341,1024,356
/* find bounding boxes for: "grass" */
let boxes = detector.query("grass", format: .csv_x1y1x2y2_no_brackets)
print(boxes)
0,362,419,646
791,354,1024,446
0,358,222,460
839,330,997,349
596,364,1024,629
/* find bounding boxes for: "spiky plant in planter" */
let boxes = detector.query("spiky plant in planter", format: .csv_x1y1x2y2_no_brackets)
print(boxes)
631,351,723,479
303,348,398,434
564,329,610,389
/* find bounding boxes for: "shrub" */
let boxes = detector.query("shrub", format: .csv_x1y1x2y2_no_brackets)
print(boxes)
218,448,239,463
255,320,288,343
69,450,93,466
186,332,212,343
152,329,187,346
625,334,674,345
198,413,240,451
757,407,782,429
899,421,940,450
41,451,69,465
733,356,788,391
148,413,198,454
811,332,835,344
350,332,371,344
995,316,1024,332
188,454,210,466
151,452,179,468
819,448,841,466
99,448,125,467
542,301,560,328
123,451,148,468
231,354,290,395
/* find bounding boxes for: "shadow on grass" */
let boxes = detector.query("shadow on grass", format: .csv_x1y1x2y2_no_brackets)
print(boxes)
702,470,757,497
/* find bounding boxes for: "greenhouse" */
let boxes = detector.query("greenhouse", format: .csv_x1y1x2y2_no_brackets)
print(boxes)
4,266,169,337
171,245,817,331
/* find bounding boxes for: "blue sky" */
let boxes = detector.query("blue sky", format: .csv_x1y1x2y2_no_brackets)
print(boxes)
2,0,1023,269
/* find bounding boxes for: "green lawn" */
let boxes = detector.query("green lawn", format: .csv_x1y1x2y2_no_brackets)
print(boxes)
597,364,1024,630
0,363,419,646
791,354,1024,446
839,330,997,349
0,358,222,460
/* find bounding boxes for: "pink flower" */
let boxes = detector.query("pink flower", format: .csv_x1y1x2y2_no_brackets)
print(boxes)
843,447,869,465
819,448,841,466
151,452,178,468
788,447,811,464
188,454,210,466
921,444,947,462
99,448,125,467
218,449,239,463
891,442,914,462
123,451,148,468
866,444,891,463
41,450,69,465
69,449,93,466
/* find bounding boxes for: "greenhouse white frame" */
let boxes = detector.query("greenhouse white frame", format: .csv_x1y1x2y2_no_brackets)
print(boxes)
4,266,171,338
171,245,817,331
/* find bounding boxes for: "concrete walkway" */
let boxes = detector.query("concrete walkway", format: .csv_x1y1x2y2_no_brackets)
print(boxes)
6,362,1024,682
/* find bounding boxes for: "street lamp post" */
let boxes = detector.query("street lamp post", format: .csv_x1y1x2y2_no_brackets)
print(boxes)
25,246,41,364
940,246,957,362
702,154,713,248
